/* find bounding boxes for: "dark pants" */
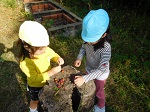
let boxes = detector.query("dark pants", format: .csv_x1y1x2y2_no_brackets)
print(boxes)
27,85,43,101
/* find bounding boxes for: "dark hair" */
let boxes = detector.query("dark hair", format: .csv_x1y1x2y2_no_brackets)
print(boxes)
83,28,112,51
17,39,39,60
93,28,112,51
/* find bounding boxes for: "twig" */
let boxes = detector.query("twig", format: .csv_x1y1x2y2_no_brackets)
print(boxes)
54,89,60,96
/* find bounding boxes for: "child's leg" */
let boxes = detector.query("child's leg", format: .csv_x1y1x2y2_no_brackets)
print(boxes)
94,79,106,108
30,100,39,111
28,85,43,112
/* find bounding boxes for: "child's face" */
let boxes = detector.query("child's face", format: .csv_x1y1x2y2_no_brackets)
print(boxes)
32,46,47,55
87,40,99,45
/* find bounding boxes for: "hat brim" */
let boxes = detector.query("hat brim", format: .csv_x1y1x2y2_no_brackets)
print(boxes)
81,30,103,42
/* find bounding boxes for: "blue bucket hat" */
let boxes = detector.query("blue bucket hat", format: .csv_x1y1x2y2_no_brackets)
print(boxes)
81,9,109,42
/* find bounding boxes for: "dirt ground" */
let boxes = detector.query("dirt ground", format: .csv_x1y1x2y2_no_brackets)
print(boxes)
0,3,23,47
0,2,29,112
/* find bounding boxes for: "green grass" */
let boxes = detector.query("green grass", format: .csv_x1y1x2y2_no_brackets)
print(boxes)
49,36,84,69
0,0,149,112
105,9,150,112
0,0,17,8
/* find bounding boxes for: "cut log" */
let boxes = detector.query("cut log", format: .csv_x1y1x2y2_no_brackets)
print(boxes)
39,65,96,112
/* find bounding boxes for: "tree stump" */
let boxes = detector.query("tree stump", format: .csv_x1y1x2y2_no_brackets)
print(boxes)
39,65,96,112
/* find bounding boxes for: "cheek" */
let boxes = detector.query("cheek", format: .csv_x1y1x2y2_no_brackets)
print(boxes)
87,42,97,45
34,50,38,54
87,42,92,45
38,48,46,54
41,48,46,53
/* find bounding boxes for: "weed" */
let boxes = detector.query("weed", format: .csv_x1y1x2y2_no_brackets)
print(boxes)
42,19,54,29
21,11,34,20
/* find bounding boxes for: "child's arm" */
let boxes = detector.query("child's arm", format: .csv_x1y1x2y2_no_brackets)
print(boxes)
83,43,111,83
47,65,62,77
74,59,82,67
76,43,86,60
57,57,64,66
74,43,86,67
20,60,50,83
75,43,111,86
47,47,64,65
20,60,62,83
74,76,85,87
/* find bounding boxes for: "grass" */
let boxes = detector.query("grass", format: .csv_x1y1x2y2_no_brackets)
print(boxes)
0,0,17,8
105,7,150,112
0,1,29,111
0,0,149,112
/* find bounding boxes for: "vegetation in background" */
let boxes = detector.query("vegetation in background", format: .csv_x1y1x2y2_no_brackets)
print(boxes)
21,11,34,20
0,0,149,112
42,19,54,29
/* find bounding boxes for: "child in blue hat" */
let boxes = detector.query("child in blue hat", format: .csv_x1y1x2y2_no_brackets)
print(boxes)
74,9,112,112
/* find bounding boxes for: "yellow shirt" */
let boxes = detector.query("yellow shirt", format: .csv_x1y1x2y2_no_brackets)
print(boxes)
20,47,60,87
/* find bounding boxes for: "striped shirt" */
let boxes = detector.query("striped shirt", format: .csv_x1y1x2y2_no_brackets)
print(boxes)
77,41,111,82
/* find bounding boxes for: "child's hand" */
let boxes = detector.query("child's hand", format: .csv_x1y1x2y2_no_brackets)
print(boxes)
74,76,85,87
48,66,61,77
52,66,62,74
74,59,81,67
57,57,64,66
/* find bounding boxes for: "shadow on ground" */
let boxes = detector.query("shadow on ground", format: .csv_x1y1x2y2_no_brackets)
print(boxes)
0,43,29,112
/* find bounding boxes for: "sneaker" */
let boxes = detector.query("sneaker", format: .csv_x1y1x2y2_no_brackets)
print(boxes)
93,105,105,112
29,107,38,112
27,84,29,91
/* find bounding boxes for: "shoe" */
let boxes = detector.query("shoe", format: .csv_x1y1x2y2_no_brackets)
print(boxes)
29,107,38,112
93,105,105,112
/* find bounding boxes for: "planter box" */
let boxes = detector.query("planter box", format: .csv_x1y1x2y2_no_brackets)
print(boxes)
41,13,79,36
23,0,44,4
30,2,58,13
24,1,60,13
34,1,82,37
24,0,82,37
42,13,76,23
34,10,82,37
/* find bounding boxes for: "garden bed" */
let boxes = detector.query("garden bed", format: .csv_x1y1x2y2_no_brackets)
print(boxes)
30,3,58,13
34,11,81,37
24,0,82,37
24,1,61,13
23,0,44,4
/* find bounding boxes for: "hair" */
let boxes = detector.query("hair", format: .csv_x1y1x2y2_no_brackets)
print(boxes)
84,27,112,51
17,39,42,60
